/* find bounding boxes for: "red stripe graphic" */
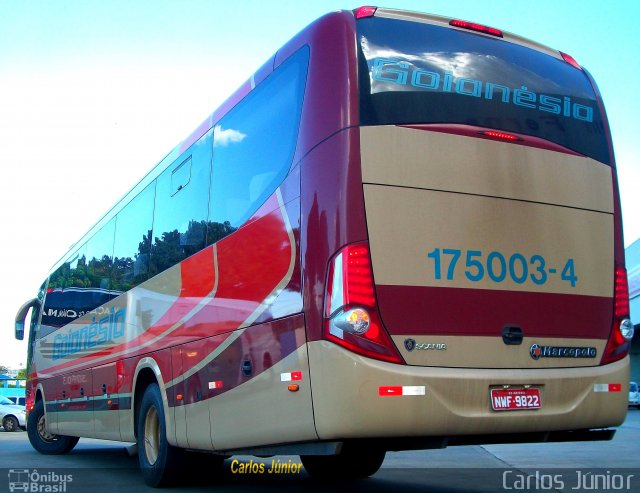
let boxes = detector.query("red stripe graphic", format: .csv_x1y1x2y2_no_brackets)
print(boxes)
41,193,295,376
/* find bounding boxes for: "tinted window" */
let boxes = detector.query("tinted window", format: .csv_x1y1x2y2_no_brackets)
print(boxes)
85,218,115,290
358,18,609,164
48,244,87,291
150,129,213,275
208,46,309,235
42,245,90,328
113,181,155,291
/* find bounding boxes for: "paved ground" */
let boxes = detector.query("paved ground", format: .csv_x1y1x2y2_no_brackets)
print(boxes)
1,409,638,492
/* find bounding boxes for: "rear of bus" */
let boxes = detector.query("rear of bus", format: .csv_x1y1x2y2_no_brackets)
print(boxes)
308,8,633,444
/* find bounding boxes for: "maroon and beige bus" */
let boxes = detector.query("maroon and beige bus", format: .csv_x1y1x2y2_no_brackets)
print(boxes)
15,6,633,487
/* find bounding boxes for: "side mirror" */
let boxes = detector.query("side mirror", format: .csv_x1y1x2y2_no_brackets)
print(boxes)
15,298,41,341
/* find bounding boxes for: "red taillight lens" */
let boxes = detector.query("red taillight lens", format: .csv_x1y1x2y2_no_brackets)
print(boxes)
602,265,632,365
343,244,376,307
480,130,521,142
25,388,35,413
354,6,377,19
324,242,403,364
560,52,582,71
450,19,503,38
614,266,630,318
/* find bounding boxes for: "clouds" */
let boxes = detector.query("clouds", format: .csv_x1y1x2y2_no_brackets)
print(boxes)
213,125,247,147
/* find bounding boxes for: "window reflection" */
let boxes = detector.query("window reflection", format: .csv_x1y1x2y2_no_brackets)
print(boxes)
150,129,213,275
358,17,609,164
113,182,155,291
208,46,309,231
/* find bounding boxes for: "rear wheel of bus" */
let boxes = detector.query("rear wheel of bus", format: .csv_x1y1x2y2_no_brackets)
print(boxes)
301,444,386,480
137,383,184,487
27,400,79,454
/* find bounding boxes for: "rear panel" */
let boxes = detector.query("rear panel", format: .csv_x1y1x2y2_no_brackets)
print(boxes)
362,126,614,368
356,13,617,370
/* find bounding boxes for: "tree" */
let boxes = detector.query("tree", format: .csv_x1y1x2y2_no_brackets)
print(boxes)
16,368,27,380
0,364,9,375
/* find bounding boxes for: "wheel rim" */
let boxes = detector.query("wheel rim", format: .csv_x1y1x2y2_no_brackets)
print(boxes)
37,414,56,442
143,406,160,465
4,418,15,431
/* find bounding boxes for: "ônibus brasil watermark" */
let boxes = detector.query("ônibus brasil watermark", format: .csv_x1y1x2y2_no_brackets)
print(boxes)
8,469,73,493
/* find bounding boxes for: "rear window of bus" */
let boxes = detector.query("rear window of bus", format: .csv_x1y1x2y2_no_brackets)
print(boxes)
357,17,610,164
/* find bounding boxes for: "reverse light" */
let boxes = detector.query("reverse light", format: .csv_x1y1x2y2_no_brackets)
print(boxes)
602,265,632,365
330,307,371,336
324,243,403,364
354,6,377,19
620,319,634,341
449,19,503,38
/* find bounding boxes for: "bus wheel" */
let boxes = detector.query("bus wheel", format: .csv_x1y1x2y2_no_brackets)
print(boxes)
2,415,19,432
137,384,183,487
301,445,386,480
27,400,79,454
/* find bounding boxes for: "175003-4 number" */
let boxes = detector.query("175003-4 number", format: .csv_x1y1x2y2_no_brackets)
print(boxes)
426,248,577,287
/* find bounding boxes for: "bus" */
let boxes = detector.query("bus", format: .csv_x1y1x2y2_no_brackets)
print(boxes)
15,6,633,487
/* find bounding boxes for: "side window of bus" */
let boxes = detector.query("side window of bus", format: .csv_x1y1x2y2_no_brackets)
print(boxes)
85,217,117,306
112,181,156,291
150,129,213,275
208,46,309,239
48,245,87,291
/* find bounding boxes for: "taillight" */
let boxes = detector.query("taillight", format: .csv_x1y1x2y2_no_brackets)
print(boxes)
324,243,403,364
560,52,582,71
602,265,634,365
449,19,503,38
354,6,377,19
25,388,35,413
480,130,521,142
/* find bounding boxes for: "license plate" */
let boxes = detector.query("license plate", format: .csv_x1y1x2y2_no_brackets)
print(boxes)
490,388,541,411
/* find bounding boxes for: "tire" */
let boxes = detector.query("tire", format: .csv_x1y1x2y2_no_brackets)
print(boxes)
302,444,386,480
27,400,79,454
137,384,184,487
2,415,19,432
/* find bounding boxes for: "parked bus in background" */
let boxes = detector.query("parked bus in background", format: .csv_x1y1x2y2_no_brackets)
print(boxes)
15,6,633,487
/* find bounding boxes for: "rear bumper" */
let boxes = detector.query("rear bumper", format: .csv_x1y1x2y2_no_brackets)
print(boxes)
308,341,629,441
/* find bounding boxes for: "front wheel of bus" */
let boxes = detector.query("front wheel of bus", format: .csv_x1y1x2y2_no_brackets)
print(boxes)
137,384,183,487
301,445,386,480
27,400,79,454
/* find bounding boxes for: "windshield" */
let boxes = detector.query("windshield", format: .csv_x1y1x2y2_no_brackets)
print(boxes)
357,17,610,164
0,395,13,405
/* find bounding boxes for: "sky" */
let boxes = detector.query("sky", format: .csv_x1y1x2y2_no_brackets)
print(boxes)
1,0,639,369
